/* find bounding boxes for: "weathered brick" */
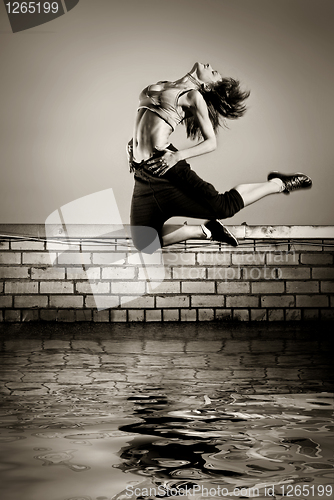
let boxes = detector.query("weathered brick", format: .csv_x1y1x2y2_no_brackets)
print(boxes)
67,267,100,279
0,241,10,250
172,267,206,280
163,252,196,266
11,240,44,251
198,308,215,321
49,296,83,308
312,268,334,279
251,282,284,294
85,295,119,308
31,267,66,280
278,267,311,279
295,295,329,307
180,309,197,321
208,266,241,280
156,295,189,308
128,309,145,322
40,281,74,294
147,281,180,294
81,242,116,252
21,309,39,321
0,252,21,264
290,241,323,251
76,309,93,321
261,295,294,308
232,309,250,321
128,251,162,265
286,309,302,321
121,295,155,308
0,267,29,279
191,295,224,307
266,252,298,265
320,281,334,293
75,282,110,294
253,241,291,252
4,310,21,321
5,282,38,294
92,253,126,265
145,309,162,322
285,281,319,293
217,282,250,294
226,296,259,308
22,252,56,264
182,281,215,293
197,252,231,265
250,309,267,321
300,253,333,265
323,241,334,251
242,266,279,280
14,296,48,308
57,252,91,265
0,296,13,307
40,309,58,320
163,309,180,321
232,253,267,265
102,267,136,279
320,309,334,321
138,266,170,280
302,308,319,320
111,282,145,294
109,309,127,322
92,309,110,322
215,308,232,321
57,310,76,322
46,241,80,251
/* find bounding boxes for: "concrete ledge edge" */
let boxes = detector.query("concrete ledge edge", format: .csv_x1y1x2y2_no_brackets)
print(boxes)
0,224,334,240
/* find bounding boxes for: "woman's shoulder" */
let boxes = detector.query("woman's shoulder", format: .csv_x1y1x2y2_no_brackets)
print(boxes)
180,88,205,107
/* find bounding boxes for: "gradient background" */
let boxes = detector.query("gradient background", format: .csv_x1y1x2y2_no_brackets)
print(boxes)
0,0,333,226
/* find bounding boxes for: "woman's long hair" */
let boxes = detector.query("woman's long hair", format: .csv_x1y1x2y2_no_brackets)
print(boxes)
184,77,250,140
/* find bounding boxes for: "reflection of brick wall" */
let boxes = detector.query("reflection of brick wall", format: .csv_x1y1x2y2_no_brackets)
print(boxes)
0,225,333,322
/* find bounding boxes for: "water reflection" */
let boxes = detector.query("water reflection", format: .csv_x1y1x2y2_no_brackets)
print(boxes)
113,393,334,499
0,323,333,500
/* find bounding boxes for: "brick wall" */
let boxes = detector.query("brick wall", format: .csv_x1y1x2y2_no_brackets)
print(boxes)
0,225,333,322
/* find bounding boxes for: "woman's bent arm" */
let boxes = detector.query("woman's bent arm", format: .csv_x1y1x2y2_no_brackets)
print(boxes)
175,90,217,162
147,90,217,173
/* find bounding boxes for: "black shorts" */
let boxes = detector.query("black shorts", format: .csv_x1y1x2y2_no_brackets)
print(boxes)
130,144,244,251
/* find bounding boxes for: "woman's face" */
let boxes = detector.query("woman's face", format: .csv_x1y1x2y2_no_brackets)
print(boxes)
192,62,222,85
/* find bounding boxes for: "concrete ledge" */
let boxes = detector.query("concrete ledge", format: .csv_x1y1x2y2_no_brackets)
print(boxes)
1,224,334,239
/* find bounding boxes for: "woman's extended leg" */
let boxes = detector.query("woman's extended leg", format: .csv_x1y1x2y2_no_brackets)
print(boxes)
234,179,283,207
161,224,207,246
234,171,313,206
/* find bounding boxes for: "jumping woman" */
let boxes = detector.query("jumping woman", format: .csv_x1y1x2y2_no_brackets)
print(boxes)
128,62,312,252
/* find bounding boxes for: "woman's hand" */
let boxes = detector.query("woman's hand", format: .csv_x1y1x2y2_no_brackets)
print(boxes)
146,151,179,176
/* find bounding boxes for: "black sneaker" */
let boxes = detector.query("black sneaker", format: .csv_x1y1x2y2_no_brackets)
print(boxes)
204,220,238,246
267,171,312,194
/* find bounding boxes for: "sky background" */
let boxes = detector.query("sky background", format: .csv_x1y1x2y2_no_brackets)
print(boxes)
0,0,333,227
